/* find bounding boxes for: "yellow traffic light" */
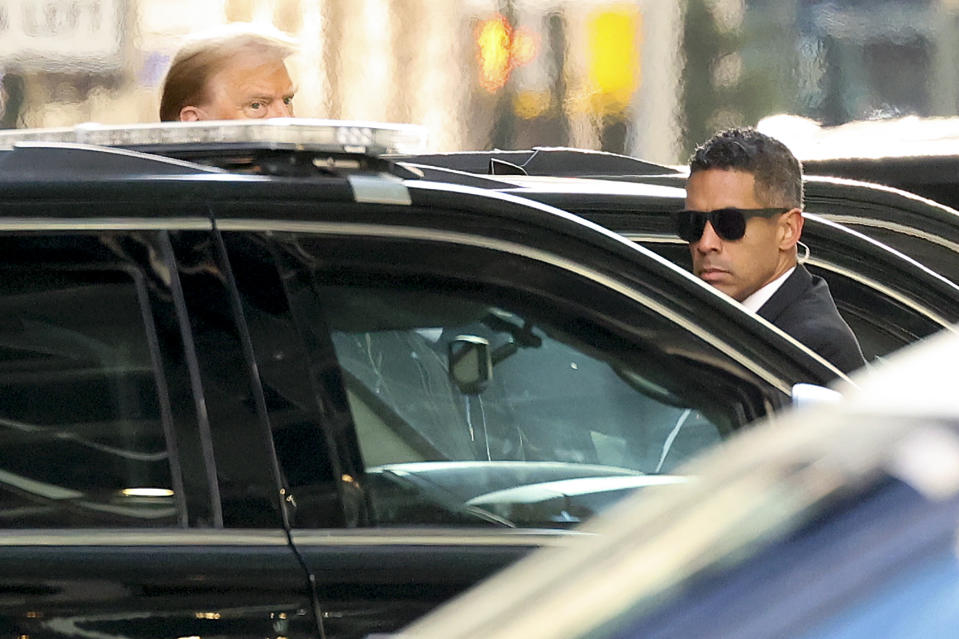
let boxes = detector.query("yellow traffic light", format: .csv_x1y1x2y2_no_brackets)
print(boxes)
588,7,641,115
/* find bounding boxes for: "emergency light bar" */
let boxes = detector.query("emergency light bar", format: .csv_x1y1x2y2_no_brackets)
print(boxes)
0,118,429,155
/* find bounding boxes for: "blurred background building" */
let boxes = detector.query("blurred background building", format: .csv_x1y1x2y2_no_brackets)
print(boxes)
0,0,957,163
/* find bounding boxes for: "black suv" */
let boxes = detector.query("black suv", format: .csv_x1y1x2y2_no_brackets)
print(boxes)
0,121,846,639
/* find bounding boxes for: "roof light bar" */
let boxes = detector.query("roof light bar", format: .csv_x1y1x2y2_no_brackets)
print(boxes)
0,118,429,155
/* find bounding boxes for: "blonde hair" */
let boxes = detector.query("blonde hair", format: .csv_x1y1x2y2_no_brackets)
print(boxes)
159,23,298,122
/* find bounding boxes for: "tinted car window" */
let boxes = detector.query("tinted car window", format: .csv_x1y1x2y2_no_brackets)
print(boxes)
0,234,178,527
240,229,776,529
328,287,723,469
329,287,723,526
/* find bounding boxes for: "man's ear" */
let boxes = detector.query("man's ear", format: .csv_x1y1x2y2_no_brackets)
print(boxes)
778,208,804,250
178,106,202,122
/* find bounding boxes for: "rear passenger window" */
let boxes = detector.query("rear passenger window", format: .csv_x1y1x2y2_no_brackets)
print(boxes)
0,235,178,527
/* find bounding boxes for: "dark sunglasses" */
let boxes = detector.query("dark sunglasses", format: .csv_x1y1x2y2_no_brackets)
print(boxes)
675,207,791,242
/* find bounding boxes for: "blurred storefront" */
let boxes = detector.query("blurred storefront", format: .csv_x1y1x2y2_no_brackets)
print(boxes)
0,0,130,126
0,0,957,162
681,0,959,156
0,0,683,161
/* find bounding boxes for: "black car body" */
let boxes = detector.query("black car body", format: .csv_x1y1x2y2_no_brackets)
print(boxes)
803,153,959,211
759,114,959,217
0,122,850,639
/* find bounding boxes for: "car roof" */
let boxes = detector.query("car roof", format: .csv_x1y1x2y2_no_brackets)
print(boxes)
401,324,959,639
635,171,959,240
496,180,958,284
395,145,959,227
390,146,680,177
409,170,688,198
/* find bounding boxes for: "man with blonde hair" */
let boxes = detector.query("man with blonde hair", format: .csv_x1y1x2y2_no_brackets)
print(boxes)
159,23,298,122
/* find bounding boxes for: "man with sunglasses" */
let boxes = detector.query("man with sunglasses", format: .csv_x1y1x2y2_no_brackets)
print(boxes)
679,127,865,374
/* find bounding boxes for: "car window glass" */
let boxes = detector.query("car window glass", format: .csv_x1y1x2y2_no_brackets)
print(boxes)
229,229,776,529
329,296,721,464
328,286,732,527
0,234,178,527
279,261,746,528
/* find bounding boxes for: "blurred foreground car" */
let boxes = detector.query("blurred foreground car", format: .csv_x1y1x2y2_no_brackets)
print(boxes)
0,120,848,639
402,324,959,639
398,153,959,360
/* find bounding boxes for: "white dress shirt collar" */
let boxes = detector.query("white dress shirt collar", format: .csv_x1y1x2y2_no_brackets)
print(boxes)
741,266,796,314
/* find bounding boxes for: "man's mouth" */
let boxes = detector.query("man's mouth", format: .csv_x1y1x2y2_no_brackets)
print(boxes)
697,266,729,283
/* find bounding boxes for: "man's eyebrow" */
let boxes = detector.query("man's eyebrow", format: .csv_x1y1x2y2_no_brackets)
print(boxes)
243,87,296,101
245,92,284,102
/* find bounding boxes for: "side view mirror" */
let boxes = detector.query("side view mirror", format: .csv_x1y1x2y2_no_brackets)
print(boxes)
449,335,493,395
791,382,843,409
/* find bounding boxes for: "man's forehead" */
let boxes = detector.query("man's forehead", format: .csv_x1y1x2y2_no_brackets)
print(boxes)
689,167,754,180
686,169,762,206
687,169,757,191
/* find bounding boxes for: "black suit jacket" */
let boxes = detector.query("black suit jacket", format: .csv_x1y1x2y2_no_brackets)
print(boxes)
757,264,866,375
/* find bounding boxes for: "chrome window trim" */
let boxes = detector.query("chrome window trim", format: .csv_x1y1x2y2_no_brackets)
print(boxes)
0,529,578,547
815,213,959,254
0,218,212,231
216,219,806,393
0,530,290,546
291,530,583,548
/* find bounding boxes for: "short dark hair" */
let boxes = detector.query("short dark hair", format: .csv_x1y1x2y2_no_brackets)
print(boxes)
688,127,803,208
159,23,297,122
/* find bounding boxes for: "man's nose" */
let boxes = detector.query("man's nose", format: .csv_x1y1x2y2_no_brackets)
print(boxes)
694,221,723,252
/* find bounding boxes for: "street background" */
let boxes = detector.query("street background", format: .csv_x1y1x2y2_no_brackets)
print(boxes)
0,0,956,163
